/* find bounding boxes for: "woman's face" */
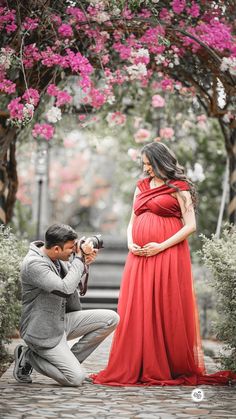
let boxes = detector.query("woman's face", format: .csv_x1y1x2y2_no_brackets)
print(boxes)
142,153,155,177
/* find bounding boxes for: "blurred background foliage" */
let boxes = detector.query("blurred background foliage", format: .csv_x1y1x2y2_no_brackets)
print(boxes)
13,84,227,249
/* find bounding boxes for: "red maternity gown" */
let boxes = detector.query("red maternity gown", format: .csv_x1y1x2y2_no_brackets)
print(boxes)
92,178,236,386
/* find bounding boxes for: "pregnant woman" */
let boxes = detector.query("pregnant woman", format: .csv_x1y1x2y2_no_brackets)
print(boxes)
92,141,235,386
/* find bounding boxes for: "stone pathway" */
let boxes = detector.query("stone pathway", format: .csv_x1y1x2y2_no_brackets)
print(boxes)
0,336,235,419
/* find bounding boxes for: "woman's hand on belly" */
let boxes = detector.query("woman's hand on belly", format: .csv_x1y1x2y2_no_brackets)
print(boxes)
142,242,164,257
128,243,144,256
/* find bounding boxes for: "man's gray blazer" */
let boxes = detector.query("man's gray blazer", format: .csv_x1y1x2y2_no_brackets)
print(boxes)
19,241,85,350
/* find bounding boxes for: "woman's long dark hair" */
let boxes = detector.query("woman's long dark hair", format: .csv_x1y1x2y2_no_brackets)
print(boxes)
141,142,198,209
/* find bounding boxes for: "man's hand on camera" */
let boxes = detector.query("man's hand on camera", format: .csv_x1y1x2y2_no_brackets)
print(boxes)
84,249,98,265
75,237,96,258
80,237,94,255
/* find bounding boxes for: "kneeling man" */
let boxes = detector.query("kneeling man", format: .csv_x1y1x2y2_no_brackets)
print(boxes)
13,223,119,386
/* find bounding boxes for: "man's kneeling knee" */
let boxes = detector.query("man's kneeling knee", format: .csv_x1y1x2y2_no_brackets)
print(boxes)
108,311,120,328
64,370,87,387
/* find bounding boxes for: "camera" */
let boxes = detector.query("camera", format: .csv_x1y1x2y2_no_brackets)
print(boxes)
88,234,104,249
80,234,104,251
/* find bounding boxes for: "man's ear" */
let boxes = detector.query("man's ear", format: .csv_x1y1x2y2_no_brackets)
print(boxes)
53,245,61,254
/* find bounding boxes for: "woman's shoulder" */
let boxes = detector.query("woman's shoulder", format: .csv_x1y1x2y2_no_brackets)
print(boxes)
171,179,190,191
136,177,150,192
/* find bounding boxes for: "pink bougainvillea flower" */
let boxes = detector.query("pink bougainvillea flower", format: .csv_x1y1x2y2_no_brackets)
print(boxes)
47,84,59,97
0,8,17,33
22,17,39,31
183,21,232,52
22,88,40,106
196,114,208,129
55,90,72,107
86,87,106,108
0,78,16,94
7,97,24,119
161,78,174,91
128,148,139,161
46,84,72,106
159,8,171,23
171,0,186,14
186,2,200,18
23,44,41,68
78,114,86,121
138,8,152,19
50,14,62,26
58,23,73,38
134,128,151,143
113,42,132,60
65,49,93,75
160,127,175,139
106,111,126,127
152,94,165,108
197,114,207,123
122,8,134,20
66,6,87,22
63,137,77,148
32,123,55,140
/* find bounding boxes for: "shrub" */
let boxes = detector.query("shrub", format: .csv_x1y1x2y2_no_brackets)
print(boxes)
194,276,218,339
200,225,236,371
0,225,28,357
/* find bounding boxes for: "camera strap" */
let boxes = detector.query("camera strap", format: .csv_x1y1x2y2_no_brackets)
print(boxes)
79,264,89,296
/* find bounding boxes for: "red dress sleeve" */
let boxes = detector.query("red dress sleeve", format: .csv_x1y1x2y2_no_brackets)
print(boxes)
171,179,190,191
136,177,150,192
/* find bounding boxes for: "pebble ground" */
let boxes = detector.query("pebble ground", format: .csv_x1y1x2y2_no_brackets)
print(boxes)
0,335,235,419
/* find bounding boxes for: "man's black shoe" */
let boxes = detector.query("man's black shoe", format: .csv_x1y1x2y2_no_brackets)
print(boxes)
13,344,33,384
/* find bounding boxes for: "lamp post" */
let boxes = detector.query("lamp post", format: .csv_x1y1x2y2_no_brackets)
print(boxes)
33,141,50,239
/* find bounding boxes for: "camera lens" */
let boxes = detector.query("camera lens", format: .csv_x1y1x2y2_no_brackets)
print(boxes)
90,234,104,249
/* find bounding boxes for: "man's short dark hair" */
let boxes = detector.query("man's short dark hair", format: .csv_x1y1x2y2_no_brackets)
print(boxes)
45,224,78,249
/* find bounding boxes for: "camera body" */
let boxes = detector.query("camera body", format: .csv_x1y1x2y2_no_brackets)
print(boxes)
87,234,104,249
80,234,104,250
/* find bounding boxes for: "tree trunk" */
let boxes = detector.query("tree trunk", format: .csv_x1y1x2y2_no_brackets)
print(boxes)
0,128,18,224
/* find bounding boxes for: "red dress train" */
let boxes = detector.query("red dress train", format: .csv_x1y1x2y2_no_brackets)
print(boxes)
92,178,236,386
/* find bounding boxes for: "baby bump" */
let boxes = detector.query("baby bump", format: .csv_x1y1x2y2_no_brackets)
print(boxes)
132,212,183,247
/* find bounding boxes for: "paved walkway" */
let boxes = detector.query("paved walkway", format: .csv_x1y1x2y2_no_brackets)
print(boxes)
0,336,235,419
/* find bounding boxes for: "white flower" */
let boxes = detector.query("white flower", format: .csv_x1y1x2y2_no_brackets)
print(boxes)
23,103,34,118
112,6,121,16
95,11,110,23
220,57,236,76
126,63,147,80
107,95,116,105
0,47,15,69
182,120,193,130
89,0,106,5
174,56,180,65
132,48,150,59
155,55,165,65
46,106,62,123
187,163,205,182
